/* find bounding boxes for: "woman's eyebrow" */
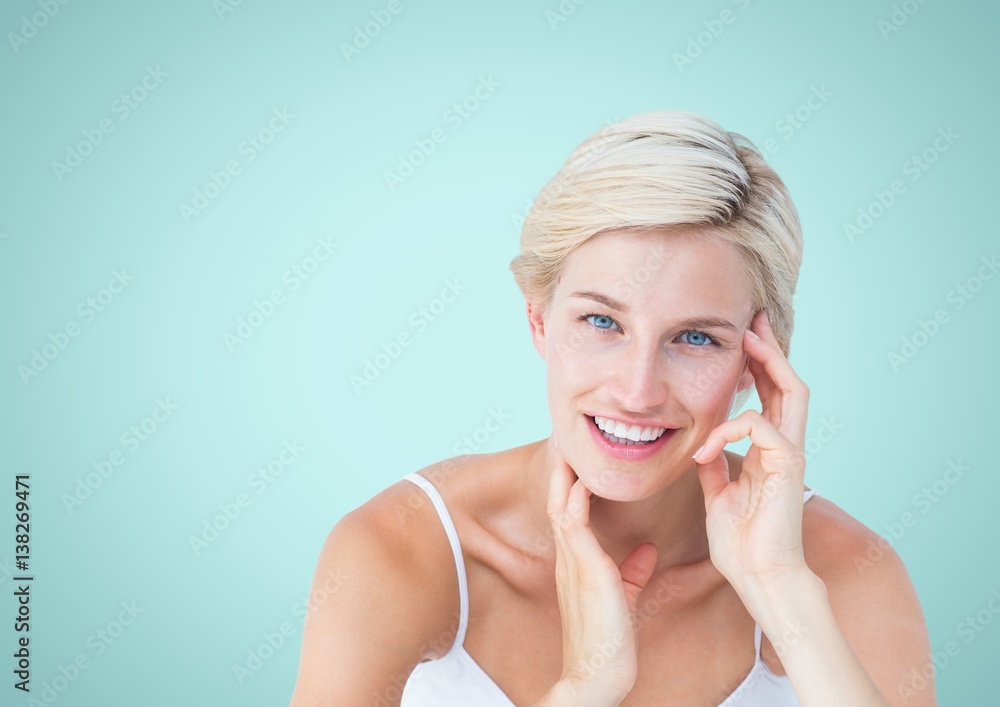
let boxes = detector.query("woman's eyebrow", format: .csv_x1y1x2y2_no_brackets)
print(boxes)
568,290,740,332
570,290,630,312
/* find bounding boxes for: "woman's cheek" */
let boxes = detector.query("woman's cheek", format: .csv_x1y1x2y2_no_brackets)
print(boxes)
550,329,611,376
669,353,743,406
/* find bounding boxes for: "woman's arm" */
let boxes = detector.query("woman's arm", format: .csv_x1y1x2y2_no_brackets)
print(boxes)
694,311,934,706
738,529,935,707
289,491,459,706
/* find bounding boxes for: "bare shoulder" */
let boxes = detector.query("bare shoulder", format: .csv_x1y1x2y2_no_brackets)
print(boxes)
341,471,465,655
288,471,464,705
797,494,936,705
800,492,914,588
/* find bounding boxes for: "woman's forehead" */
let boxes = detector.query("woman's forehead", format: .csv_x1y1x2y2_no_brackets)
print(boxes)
557,230,750,302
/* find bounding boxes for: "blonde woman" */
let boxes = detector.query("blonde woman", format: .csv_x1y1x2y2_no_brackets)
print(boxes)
289,111,934,706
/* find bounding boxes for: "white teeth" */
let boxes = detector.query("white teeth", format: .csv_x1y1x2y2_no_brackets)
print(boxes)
593,416,667,443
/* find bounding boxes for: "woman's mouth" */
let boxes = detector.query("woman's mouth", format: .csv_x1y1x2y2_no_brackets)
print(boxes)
585,414,678,460
591,415,667,445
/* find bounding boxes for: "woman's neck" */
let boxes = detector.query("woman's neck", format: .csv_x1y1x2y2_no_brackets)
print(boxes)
522,438,732,575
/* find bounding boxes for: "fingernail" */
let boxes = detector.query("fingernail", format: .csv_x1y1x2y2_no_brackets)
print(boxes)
746,329,760,340
692,444,705,459
554,437,559,450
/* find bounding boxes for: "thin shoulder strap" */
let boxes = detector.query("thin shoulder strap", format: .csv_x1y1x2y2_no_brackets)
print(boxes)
804,487,819,503
402,472,469,654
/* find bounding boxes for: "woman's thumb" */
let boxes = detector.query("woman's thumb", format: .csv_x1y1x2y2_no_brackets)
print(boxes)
618,542,658,617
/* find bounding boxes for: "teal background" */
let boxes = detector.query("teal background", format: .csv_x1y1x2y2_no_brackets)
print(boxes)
1,0,996,704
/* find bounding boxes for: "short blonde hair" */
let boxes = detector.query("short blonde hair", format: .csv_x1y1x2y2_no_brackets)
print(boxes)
509,110,804,415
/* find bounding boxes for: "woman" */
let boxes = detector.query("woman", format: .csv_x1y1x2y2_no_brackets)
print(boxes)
289,111,934,706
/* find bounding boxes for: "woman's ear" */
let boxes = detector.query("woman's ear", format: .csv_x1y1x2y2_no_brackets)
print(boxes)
525,298,547,360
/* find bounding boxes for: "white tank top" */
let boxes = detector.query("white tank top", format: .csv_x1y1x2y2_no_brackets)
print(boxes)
400,471,818,706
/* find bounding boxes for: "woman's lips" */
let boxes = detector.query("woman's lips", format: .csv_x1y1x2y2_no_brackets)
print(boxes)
585,414,677,461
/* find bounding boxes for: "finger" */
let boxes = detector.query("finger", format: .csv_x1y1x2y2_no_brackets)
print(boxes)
619,542,658,620
692,410,804,479
742,314,809,447
756,311,787,430
744,312,778,424
566,477,592,528
546,445,619,583
695,445,730,507
547,446,583,583
746,356,779,433
547,444,576,525
744,313,774,417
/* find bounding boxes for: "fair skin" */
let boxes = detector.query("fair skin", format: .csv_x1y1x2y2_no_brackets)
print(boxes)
288,225,935,706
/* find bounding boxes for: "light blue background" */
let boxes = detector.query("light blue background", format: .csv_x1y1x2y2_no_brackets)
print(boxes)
1,0,996,704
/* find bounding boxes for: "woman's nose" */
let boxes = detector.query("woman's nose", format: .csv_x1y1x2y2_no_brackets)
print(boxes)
611,339,668,412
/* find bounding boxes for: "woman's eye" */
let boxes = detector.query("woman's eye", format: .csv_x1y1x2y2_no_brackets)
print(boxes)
680,330,717,347
584,314,620,331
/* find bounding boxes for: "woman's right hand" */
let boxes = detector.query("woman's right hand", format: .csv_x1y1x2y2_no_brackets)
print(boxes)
544,438,659,706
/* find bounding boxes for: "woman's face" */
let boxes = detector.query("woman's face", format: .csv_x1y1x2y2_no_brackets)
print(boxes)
527,226,757,501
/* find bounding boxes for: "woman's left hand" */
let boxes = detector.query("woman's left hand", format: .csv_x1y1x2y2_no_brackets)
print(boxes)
692,309,812,599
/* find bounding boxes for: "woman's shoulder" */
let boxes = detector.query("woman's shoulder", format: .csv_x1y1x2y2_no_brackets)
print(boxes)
320,448,531,659
725,449,911,592
391,442,540,521
316,471,473,660
801,492,893,581
723,449,883,579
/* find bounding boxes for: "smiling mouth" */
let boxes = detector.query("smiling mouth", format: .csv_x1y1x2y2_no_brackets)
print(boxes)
587,415,671,446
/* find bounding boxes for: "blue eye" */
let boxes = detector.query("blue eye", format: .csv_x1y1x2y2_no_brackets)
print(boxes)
680,329,720,347
579,312,621,332
576,313,722,348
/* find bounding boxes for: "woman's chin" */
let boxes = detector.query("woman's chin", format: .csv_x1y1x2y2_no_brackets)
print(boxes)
578,466,648,502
